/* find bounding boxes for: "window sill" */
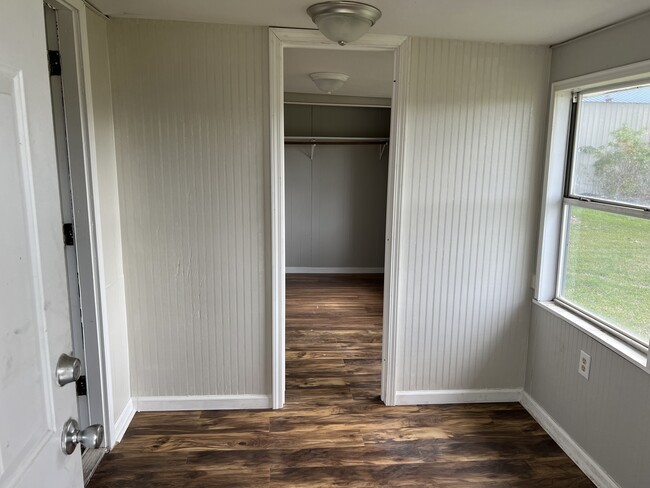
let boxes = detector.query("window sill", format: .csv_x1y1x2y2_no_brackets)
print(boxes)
533,300,648,373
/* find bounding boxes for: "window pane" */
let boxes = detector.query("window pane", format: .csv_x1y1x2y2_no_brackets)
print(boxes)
560,206,650,344
572,84,650,208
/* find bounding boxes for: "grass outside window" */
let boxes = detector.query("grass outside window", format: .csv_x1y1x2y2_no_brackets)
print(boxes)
560,206,650,344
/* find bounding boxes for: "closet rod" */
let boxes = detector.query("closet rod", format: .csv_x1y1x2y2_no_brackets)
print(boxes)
286,139,389,161
284,136,389,145
284,141,388,145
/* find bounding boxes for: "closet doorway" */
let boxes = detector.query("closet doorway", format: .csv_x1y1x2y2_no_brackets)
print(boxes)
269,29,410,408
284,47,392,408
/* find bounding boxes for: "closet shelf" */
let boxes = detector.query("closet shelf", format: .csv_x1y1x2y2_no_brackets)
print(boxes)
284,136,389,145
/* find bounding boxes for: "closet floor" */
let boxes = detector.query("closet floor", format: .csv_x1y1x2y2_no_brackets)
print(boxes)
88,274,593,487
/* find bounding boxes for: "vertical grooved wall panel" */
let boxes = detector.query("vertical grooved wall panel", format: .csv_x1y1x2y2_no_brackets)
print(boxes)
526,307,650,488
108,19,268,397
397,38,550,391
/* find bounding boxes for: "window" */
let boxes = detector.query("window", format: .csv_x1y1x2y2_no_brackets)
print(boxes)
556,83,650,350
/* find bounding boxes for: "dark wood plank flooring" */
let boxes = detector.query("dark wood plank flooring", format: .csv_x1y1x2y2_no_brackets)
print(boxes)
89,274,593,487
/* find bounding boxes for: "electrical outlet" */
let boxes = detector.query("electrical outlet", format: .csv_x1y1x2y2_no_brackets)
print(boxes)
578,350,591,380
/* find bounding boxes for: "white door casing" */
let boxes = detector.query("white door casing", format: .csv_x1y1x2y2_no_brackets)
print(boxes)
268,29,410,408
0,0,84,487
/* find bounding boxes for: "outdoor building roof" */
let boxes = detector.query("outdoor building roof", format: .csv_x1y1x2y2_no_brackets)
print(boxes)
587,85,650,103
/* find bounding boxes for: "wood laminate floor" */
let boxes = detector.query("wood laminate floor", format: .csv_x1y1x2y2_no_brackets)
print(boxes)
89,274,593,487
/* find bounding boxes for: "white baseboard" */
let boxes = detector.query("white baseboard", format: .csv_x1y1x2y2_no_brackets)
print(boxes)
520,392,620,488
286,267,384,274
112,398,136,446
134,394,272,412
395,388,522,405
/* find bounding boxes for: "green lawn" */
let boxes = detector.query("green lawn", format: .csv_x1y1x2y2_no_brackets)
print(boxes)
562,206,650,343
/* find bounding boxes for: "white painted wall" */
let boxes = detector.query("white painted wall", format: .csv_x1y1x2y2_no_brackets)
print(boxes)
83,9,132,443
525,18,650,488
285,144,388,269
395,38,551,397
107,19,270,405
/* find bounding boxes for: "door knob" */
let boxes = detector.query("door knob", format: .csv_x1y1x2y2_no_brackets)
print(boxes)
61,418,104,454
56,353,81,386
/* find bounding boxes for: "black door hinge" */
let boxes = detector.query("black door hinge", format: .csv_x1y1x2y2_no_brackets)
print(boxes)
76,375,87,396
48,50,61,76
63,223,74,246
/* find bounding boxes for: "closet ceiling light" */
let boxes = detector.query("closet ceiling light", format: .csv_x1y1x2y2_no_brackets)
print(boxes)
309,72,350,94
307,1,382,46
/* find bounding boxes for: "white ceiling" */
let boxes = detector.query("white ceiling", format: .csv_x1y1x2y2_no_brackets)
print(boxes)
284,48,394,98
92,0,650,45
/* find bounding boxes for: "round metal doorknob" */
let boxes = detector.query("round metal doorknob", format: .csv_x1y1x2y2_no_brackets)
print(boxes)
61,419,104,455
56,353,81,386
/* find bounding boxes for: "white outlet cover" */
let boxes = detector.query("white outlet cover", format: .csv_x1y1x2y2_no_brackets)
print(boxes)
579,350,591,380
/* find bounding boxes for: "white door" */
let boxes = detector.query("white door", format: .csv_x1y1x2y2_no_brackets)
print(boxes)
0,0,84,487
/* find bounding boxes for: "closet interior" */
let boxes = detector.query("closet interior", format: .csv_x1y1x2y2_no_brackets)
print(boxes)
284,101,391,273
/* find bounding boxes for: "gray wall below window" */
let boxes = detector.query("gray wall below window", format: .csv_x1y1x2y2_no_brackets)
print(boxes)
285,144,388,269
525,306,650,488
551,12,650,82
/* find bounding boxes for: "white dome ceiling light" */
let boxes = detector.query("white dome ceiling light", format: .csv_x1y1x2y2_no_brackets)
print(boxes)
309,72,350,94
307,1,382,46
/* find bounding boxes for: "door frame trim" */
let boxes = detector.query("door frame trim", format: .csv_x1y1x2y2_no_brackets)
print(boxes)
46,0,114,447
268,28,410,408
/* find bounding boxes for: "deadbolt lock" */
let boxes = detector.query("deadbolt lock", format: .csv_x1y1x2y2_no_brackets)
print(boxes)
56,353,81,386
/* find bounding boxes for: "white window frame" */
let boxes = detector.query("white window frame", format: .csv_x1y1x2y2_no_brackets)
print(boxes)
535,60,650,373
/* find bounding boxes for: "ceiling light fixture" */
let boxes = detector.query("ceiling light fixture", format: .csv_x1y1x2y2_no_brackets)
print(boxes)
309,72,349,94
307,1,382,46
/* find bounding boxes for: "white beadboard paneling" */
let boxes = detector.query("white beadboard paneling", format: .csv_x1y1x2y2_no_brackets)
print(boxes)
525,305,650,488
108,19,268,398
396,38,551,392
